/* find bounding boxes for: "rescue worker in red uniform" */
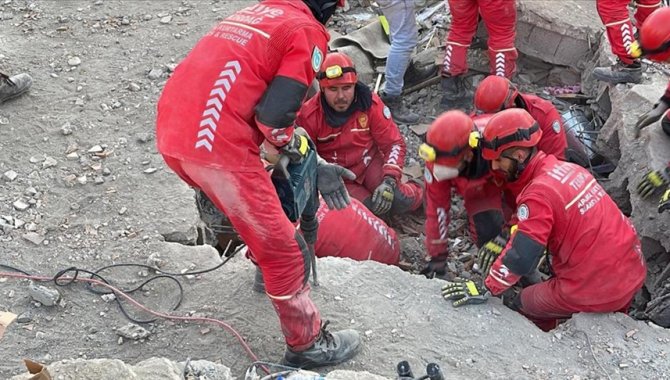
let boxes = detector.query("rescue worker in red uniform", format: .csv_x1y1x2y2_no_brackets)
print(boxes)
420,106,571,278
314,197,400,265
442,109,647,331
196,190,400,266
419,111,505,278
634,7,670,213
593,0,661,84
440,0,517,110
296,52,424,216
155,0,361,369
473,75,568,161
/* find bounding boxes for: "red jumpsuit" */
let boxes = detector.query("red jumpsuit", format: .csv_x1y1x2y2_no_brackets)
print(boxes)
596,0,661,65
442,0,518,78
425,109,574,261
485,152,646,331
517,93,567,161
156,1,329,350
315,198,400,265
296,92,423,213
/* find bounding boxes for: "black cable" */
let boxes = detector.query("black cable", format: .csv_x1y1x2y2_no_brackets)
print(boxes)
0,263,31,275
1,242,246,324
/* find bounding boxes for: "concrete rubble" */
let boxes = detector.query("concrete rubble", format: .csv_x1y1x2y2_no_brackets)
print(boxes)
1,0,670,379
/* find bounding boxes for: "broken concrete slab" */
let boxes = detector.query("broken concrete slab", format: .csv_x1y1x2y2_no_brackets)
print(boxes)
595,74,670,256
515,0,600,68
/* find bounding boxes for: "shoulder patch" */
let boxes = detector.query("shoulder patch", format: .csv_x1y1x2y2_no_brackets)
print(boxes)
311,47,323,73
517,204,529,221
552,120,561,134
424,167,433,184
383,106,391,120
358,114,369,129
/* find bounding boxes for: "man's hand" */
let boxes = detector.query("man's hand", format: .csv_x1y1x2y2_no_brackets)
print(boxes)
371,176,396,216
637,167,670,199
477,233,509,276
280,128,311,164
659,188,670,213
442,278,489,307
420,255,448,279
317,162,356,210
635,101,670,138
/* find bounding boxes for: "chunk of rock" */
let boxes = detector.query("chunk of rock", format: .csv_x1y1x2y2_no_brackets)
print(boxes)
116,323,151,340
29,282,61,306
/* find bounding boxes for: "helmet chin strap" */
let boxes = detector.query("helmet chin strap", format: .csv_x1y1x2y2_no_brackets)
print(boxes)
501,148,534,181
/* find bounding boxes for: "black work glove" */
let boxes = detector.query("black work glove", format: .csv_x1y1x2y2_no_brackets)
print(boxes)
637,167,670,199
420,255,448,279
371,176,396,216
317,162,356,210
659,188,670,214
635,100,670,138
442,278,489,307
477,233,509,276
280,128,311,164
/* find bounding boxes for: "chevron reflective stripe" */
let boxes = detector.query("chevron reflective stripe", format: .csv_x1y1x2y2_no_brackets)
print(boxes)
195,60,242,152
443,45,453,69
620,24,634,54
437,207,448,240
495,52,506,77
387,144,401,166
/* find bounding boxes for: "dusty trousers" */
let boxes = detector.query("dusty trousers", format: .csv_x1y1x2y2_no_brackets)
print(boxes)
442,0,517,78
518,277,638,332
596,0,660,64
161,155,321,350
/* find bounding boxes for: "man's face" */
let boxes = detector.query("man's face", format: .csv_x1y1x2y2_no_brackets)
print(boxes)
490,155,516,182
323,84,355,112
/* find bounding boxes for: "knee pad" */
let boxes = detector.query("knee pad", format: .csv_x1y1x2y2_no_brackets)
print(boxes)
472,210,504,247
295,231,312,286
662,114,670,137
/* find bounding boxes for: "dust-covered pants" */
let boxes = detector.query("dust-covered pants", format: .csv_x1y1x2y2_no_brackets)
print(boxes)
596,0,661,64
518,277,638,332
345,152,423,214
442,0,517,78
162,155,320,351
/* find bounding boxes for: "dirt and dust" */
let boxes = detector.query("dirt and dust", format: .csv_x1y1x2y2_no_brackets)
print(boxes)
1,0,670,379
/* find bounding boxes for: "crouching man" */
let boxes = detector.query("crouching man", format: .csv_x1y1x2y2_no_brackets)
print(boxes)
442,109,646,331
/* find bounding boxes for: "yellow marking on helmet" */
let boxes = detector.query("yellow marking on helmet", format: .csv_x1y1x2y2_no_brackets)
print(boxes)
419,143,436,162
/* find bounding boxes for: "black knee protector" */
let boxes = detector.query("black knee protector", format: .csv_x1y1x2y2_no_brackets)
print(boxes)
295,231,312,286
662,114,670,137
471,210,504,247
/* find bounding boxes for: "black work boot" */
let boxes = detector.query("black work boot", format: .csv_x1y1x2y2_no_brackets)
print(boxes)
592,60,642,84
252,267,265,293
281,321,361,370
379,91,420,125
439,75,468,111
0,73,32,104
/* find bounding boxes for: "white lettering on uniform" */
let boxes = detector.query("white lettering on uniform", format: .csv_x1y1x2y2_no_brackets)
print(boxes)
547,162,574,184
228,4,284,25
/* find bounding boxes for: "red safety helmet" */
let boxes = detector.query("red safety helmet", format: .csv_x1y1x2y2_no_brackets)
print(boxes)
480,108,542,160
473,75,519,113
419,110,475,166
317,52,358,88
639,7,670,63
